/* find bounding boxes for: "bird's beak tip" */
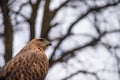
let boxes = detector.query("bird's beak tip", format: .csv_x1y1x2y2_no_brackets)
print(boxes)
46,40,52,46
48,42,52,46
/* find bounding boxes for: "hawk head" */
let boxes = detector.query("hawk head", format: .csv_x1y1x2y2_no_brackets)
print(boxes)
30,38,51,50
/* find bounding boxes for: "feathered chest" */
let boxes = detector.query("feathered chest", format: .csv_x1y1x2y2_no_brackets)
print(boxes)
0,48,49,80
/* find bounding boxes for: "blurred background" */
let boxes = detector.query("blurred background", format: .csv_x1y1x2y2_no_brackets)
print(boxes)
0,0,120,80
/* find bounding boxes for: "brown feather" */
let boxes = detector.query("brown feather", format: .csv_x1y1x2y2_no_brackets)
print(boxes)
0,38,50,80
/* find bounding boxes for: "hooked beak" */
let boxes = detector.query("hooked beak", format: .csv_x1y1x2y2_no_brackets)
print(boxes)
46,41,52,46
48,42,52,46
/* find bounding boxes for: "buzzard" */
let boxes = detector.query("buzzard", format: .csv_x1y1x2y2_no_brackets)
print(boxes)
0,38,51,80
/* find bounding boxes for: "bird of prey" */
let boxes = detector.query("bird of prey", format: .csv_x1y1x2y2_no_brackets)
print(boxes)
0,38,51,80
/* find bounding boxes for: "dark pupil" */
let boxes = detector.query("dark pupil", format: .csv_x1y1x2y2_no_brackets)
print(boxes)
40,39,44,41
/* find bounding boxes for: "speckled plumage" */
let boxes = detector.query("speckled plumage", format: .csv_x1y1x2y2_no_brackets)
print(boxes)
0,38,51,80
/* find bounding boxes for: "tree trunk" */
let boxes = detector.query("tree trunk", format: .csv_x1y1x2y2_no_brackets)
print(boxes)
29,0,41,40
41,0,51,40
1,1,13,63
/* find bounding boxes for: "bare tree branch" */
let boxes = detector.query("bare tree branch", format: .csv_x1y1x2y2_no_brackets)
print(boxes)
101,43,120,80
41,0,51,39
62,70,99,80
91,12,101,34
50,0,70,19
10,2,29,21
49,1,120,67
28,0,42,40
49,29,120,67
0,0,13,63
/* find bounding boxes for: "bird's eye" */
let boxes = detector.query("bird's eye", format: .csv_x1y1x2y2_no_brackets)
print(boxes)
39,38,45,42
